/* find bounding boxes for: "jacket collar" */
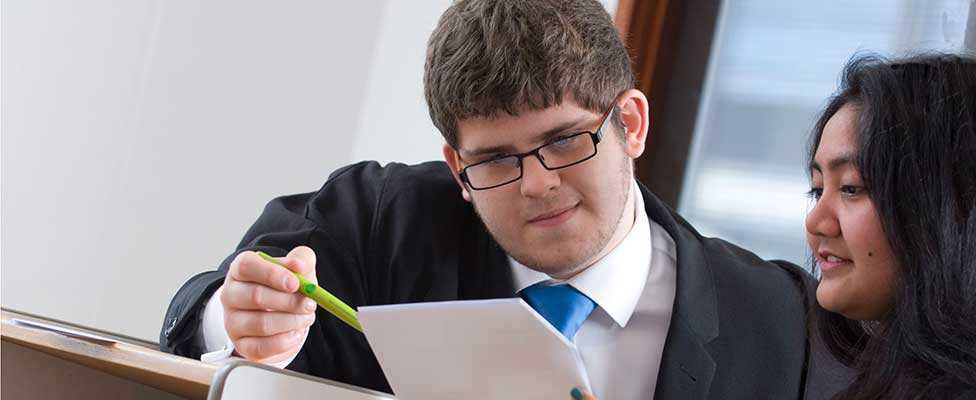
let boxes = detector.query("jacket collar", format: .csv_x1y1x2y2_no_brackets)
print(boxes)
458,180,721,398
460,181,720,341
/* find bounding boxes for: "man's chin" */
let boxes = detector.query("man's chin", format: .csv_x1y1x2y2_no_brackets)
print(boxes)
508,247,591,277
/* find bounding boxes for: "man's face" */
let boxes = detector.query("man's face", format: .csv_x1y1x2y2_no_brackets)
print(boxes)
445,96,641,278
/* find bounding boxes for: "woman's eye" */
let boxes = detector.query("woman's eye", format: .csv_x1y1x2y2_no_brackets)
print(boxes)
839,185,864,197
806,188,823,200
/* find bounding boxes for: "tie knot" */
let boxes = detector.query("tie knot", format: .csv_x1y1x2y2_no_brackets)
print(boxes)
519,283,596,340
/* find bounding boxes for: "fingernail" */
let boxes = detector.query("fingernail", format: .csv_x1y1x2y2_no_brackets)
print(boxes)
283,277,294,292
571,388,584,400
304,299,317,312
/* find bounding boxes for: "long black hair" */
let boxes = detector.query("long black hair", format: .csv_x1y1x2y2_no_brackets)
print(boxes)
808,53,976,399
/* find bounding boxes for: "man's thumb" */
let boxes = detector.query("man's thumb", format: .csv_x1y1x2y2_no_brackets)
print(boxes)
285,246,317,282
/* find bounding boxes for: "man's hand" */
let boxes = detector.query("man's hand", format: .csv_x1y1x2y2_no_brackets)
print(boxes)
220,246,318,363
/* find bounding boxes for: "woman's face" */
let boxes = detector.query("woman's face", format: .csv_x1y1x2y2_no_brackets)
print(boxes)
806,104,897,320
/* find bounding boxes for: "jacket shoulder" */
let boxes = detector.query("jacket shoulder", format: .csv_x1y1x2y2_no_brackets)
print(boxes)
305,160,459,218
696,236,815,344
700,236,815,299
696,237,818,395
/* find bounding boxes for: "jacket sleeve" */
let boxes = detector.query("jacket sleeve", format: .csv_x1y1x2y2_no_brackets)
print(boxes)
158,162,376,359
159,161,459,393
158,190,321,358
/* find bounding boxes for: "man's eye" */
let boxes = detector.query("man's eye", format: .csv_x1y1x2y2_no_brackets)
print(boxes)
550,135,578,148
486,156,514,166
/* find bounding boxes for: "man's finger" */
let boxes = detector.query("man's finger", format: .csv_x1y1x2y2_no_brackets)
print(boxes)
229,251,299,293
234,329,306,363
284,246,317,282
222,280,317,313
225,310,315,338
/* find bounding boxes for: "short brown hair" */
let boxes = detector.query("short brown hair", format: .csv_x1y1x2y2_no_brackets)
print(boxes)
424,0,635,148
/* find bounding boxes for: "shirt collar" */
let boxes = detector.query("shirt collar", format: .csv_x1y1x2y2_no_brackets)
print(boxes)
511,181,653,328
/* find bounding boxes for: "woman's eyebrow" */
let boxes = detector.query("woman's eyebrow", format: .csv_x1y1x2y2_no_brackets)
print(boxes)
809,152,855,172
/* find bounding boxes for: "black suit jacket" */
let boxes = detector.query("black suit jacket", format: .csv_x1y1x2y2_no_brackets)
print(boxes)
161,161,847,399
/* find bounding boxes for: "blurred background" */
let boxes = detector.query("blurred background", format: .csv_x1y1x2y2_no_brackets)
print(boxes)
2,0,974,342
670,0,975,269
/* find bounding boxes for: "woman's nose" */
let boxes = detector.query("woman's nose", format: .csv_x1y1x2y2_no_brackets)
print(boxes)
805,196,840,238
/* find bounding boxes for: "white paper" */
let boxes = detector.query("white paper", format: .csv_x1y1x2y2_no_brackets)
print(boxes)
218,363,395,400
358,298,590,400
12,318,117,344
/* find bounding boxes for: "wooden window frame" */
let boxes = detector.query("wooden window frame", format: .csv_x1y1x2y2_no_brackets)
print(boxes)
614,0,720,207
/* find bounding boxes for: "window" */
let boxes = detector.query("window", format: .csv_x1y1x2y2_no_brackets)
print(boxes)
677,0,974,268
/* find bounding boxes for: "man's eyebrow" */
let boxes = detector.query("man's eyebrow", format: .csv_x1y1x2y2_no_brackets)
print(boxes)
809,152,855,172
529,115,589,143
462,116,590,157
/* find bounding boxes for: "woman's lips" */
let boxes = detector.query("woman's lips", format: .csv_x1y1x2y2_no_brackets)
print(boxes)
528,205,578,227
818,252,852,273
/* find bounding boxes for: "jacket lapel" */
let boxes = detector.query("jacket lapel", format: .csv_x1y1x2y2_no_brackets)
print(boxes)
639,183,719,399
455,200,516,300
654,316,717,399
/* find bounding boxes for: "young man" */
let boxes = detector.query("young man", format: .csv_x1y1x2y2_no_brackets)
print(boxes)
161,1,844,398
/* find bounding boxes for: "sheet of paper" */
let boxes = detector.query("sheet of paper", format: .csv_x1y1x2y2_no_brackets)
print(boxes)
359,298,590,400
218,363,395,400
12,318,118,345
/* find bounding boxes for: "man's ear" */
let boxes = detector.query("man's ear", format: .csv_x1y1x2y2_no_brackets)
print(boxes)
442,144,472,202
616,89,649,159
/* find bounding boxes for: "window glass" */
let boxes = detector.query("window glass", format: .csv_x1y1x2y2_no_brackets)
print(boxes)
678,0,973,268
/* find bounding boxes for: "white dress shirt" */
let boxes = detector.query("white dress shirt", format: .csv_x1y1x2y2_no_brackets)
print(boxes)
510,182,676,399
200,182,678,398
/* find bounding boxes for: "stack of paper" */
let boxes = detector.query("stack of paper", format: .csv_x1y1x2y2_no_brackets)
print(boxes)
358,298,590,400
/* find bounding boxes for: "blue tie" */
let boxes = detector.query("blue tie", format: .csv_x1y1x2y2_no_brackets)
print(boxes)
519,283,596,340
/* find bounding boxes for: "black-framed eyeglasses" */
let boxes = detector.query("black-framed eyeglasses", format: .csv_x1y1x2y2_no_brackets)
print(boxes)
455,101,616,190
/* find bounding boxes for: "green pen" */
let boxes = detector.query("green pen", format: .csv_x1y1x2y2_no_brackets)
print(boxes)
256,251,363,333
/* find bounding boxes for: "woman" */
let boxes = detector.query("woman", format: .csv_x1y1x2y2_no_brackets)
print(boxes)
806,53,976,398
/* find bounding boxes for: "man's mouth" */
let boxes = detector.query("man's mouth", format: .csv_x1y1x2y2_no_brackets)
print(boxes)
527,204,579,227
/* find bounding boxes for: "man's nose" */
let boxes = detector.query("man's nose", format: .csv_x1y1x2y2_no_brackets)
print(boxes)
519,154,560,197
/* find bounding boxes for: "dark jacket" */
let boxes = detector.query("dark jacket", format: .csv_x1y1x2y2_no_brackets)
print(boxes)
161,161,847,399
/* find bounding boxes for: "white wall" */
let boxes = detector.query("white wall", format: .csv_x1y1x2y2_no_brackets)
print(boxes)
351,0,454,165
1,0,392,342
1,0,619,342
